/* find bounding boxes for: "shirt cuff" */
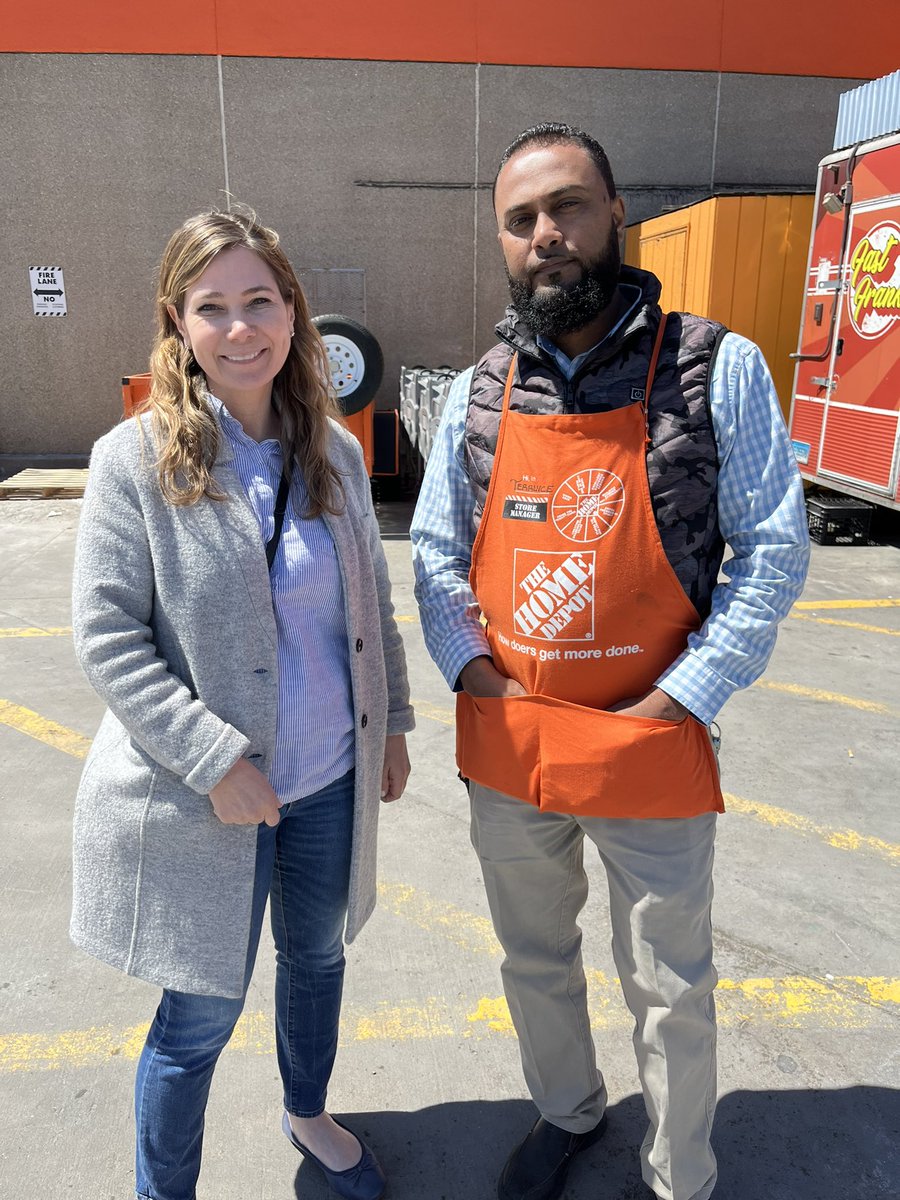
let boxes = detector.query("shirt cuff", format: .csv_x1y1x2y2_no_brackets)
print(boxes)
434,623,492,692
654,655,737,727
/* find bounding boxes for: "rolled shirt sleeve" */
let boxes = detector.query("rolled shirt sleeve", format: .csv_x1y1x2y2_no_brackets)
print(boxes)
654,334,811,724
411,368,491,689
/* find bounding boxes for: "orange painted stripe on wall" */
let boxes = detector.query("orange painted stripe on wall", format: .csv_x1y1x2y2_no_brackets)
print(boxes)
215,0,478,63
1,0,218,56
472,0,724,71
0,0,896,80
720,0,889,76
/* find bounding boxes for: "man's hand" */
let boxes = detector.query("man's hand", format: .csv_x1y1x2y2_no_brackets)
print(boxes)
607,687,690,722
460,656,527,698
209,758,282,826
381,733,411,802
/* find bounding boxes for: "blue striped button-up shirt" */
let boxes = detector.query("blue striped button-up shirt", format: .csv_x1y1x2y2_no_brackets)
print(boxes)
213,397,355,802
410,332,810,726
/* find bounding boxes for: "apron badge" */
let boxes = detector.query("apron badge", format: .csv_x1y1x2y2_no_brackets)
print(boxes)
551,469,626,542
503,496,548,522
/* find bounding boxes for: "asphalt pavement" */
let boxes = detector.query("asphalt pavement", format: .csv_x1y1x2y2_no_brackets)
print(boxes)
0,496,897,1200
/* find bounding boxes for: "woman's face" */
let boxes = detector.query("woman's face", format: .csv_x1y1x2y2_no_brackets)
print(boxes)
170,245,294,412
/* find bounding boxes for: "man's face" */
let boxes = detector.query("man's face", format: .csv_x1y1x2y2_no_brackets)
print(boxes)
494,142,625,338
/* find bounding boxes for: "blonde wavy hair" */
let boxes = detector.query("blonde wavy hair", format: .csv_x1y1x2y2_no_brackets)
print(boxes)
145,207,344,515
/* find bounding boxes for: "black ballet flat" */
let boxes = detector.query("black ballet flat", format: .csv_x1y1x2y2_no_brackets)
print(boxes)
281,1110,387,1200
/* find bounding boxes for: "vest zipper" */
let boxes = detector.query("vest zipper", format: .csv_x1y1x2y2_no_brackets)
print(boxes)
562,377,575,414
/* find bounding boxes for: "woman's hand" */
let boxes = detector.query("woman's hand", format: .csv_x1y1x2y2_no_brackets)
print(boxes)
381,734,411,803
209,758,282,826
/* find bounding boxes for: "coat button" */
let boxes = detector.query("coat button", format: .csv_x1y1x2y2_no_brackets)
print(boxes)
356,638,363,652
361,713,368,729
253,668,268,674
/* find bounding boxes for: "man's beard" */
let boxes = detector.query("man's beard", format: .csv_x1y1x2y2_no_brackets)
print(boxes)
507,227,621,339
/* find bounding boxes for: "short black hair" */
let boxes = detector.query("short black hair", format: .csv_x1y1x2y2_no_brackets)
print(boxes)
492,123,617,209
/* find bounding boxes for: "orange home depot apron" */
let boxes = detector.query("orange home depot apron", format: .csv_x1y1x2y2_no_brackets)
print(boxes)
456,320,723,818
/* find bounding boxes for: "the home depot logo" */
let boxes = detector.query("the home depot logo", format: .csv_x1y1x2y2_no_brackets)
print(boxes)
848,221,900,339
551,469,625,542
512,549,595,641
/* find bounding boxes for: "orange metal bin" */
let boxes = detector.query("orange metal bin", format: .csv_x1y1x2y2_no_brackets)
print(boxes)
120,374,398,478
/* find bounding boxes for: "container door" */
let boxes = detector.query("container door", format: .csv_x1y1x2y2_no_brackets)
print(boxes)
790,156,848,480
818,148,900,498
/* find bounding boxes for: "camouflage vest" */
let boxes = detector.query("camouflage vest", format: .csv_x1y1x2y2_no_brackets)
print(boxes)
464,269,727,619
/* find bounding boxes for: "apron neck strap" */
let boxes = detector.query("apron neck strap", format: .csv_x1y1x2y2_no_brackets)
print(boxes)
502,352,518,415
643,313,668,443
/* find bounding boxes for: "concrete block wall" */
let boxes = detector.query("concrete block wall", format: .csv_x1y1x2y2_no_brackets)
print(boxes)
1,54,863,455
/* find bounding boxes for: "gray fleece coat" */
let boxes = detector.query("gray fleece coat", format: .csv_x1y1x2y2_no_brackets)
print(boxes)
71,412,414,998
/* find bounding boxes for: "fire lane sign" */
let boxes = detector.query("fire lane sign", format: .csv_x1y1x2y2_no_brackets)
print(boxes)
30,266,66,316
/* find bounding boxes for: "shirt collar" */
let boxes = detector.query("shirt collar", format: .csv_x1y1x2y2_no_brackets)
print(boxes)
207,393,282,458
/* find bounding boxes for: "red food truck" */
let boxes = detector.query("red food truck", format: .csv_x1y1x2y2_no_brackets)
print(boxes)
789,70,900,530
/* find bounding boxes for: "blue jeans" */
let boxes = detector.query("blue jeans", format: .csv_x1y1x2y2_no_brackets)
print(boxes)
134,768,355,1200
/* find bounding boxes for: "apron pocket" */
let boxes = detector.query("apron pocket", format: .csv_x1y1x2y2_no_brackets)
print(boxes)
537,698,723,818
456,692,542,804
458,692,723,818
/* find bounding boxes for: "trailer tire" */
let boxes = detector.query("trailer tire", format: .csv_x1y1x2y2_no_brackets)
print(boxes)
312,314,384,416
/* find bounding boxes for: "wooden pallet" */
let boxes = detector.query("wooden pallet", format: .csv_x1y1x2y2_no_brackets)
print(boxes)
0,468,89,499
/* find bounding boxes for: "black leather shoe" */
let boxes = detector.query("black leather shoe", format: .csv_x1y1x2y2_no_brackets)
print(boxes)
497,1113,608,1200
282,1111,387,1200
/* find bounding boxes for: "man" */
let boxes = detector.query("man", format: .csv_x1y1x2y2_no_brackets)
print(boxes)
411,123,809,1200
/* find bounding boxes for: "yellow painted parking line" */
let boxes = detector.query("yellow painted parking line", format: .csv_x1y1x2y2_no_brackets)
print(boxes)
794,599,900,611
465,973,900,1036
3,974,897,1072
377,881,499,955
394,615,419,623
711,974,900,1025
753,679,896,716
410,698,456,727
353,998,457,1042
0,626,73,638
790,612,900,636
0,699,91,759
0,1023,150,1073
724,793,900,864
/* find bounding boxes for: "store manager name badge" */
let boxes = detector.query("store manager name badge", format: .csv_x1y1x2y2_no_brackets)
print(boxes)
503,496,548,522
503,476,552,523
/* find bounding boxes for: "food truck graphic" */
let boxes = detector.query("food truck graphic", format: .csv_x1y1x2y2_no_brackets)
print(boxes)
789,70,900,511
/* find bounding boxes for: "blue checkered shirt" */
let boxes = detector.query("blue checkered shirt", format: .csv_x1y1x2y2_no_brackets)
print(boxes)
410,332,810,726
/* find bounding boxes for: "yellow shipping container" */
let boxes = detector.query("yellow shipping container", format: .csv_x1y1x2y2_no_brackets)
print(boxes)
624,194,814,419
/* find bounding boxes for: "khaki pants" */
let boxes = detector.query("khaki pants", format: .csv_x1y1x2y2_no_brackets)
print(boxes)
470,782,718,1200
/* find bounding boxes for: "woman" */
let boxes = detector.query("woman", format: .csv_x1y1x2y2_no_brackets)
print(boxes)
70,207,414,1200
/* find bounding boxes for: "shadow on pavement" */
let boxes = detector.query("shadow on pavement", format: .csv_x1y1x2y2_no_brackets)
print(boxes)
288,1086,898,1199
